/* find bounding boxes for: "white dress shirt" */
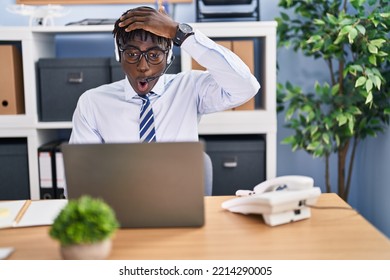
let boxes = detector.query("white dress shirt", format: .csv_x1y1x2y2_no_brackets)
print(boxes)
69,29,260,144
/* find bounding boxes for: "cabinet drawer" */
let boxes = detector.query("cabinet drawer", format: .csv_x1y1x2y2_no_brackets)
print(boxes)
0,138,30,200
201,134,265,195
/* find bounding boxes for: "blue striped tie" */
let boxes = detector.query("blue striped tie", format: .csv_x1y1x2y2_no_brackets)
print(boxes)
139,95,156,142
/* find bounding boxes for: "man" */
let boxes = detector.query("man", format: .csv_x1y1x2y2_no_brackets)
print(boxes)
69,6,260,144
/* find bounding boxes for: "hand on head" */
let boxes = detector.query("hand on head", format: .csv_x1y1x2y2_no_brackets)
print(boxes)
118,6,177,40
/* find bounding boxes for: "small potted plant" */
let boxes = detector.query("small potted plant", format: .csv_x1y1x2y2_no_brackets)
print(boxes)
49,195,119,260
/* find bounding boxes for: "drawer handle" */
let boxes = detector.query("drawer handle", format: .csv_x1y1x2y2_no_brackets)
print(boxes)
68,72,83,84
223,158,238,168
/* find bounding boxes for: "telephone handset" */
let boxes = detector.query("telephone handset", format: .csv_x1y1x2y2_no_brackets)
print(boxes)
221,175,321,226
236,175,315,197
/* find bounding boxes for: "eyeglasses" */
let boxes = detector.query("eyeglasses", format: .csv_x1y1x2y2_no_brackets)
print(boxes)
119,46,168,65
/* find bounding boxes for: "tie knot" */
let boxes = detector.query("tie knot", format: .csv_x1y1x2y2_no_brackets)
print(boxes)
141,96,149,104
139,92,154,100
139,95,148,102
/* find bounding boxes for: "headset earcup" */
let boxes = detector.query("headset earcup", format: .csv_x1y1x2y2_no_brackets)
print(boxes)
114,38,120,62
167,42,173,64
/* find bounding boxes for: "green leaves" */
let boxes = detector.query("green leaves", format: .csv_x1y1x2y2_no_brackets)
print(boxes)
276,0,390,161
355,24,366,35
370,38,386,48
355,76,366,87
276,0,390,195
350,0,367,10
368,43,378,54
326,13,338,25
348,27,358,43
354,67,384,105
49,196,119,246
335,23,360,44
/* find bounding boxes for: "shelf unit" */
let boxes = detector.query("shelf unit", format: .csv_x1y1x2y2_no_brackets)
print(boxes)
0,21,277,199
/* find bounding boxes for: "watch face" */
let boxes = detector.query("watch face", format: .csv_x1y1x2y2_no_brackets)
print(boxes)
179,23,193,33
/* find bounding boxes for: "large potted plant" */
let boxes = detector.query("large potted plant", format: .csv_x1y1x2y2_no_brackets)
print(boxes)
275,0,390,201
49,195,119,260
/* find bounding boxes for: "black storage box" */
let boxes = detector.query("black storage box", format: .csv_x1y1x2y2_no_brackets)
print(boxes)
196,0,260,22
201,134,265,195
0,138,30,200
38,57,111,121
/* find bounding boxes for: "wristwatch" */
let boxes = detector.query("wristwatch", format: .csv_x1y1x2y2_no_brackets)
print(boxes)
173,23,194,47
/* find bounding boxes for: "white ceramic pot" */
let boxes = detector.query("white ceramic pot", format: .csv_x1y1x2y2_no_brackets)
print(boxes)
60,239,112,260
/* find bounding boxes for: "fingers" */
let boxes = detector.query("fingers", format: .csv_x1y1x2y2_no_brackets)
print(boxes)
119,16,145,32
117,6,176,38
119,7,155,30
119,7,155,23
119,12,149,32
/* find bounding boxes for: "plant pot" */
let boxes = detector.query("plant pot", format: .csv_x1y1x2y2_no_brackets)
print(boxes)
60,239,112,260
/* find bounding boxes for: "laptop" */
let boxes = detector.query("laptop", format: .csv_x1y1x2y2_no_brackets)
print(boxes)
61,142,205,228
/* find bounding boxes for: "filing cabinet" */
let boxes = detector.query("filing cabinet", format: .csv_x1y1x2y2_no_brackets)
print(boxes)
201,134,265,195
0,138,30,200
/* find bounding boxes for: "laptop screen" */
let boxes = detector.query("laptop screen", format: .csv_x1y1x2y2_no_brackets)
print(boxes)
61,142,205,228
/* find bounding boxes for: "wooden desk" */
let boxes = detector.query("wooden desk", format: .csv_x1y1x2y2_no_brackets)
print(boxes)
1,194,389,260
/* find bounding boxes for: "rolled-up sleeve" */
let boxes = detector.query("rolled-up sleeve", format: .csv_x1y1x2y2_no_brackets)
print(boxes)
181,29,260,114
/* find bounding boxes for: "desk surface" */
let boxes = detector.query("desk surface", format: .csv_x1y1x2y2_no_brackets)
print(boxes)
1,193,389,260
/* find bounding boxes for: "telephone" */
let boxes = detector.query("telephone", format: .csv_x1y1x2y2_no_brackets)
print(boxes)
221,175,321,226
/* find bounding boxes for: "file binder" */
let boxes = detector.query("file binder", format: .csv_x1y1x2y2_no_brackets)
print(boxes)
38,140,65,199
38,142,56,199
54,141,67,199
0,45,25,115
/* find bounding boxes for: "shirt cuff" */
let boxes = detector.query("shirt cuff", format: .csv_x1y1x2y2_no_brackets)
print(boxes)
181,29,218,61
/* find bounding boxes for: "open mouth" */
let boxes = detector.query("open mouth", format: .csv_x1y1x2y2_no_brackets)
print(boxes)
137,79,149,92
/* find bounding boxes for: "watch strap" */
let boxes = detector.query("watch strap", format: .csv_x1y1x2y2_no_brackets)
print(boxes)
173,23,194,47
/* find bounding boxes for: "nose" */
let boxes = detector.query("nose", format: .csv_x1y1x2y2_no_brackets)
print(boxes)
137,54,150,72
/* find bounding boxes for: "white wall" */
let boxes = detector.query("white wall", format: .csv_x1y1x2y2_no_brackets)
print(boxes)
1,0,389,237
356,127,390,236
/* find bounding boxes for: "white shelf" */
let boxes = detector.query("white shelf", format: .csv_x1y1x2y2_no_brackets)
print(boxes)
0,21,277,199
36,122,73,129
199,110,276,134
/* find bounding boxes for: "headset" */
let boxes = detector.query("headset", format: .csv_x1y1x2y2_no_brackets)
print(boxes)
114,37,120,62
166,42,174,65
114,35,173,65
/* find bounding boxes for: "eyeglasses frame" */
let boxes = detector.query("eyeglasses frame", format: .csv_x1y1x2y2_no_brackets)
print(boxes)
118,45,169,65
